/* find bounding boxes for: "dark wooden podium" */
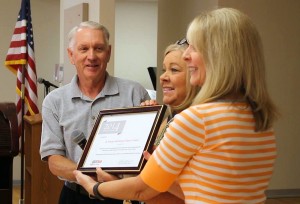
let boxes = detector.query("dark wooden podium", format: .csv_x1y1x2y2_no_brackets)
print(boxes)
0,103,19,204
24,114,63,204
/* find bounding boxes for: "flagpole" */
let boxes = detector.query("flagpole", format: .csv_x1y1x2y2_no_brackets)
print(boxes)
4,0,39,200
19,64,26,204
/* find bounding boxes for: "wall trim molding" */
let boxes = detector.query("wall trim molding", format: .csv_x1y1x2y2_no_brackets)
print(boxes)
266,189,300,198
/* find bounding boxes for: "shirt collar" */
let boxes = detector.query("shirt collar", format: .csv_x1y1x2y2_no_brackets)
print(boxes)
70,72,119,100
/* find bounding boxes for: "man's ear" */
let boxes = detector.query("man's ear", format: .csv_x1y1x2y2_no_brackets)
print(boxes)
67,48,75,64
106,45,111,63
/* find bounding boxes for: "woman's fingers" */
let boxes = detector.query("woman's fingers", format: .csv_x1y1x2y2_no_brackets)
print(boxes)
143,151,152,161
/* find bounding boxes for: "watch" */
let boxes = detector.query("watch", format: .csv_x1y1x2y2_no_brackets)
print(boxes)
93,182,106,200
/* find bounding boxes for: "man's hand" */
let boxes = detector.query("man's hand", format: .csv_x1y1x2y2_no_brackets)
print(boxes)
95,167,120,182
140,100,159,106
73,170,97,195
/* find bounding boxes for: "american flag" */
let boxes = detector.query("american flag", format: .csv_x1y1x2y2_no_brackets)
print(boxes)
5,0,39,134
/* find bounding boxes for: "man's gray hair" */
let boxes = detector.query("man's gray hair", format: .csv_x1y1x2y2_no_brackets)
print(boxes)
68,21,110,50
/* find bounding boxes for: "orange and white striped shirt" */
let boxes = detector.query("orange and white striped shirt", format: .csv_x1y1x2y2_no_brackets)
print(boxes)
141,102,277,204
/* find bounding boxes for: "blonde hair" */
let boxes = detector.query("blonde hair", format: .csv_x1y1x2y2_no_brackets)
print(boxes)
187,8,278,131
163,43,200,114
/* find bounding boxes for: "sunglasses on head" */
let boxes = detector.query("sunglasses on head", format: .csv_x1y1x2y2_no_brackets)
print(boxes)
176,38,189,45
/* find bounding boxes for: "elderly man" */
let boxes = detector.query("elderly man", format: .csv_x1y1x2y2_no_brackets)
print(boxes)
40,21,149,204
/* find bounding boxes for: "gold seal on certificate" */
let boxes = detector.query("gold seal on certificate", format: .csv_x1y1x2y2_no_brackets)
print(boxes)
77,105,167,175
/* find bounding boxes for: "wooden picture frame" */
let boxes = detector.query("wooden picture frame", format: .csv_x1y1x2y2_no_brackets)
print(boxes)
77,105,167,175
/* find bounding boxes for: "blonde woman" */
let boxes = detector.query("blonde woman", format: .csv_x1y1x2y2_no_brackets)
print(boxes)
142,41,200,204
74,8,278,204
142,40,200,147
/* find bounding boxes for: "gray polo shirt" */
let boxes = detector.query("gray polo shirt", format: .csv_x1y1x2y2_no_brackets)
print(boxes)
40,73,150,163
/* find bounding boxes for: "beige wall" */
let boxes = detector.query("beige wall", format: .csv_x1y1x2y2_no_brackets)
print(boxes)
115,0,158,90
218,0,300,190
157,0,300,190
157,0,218,102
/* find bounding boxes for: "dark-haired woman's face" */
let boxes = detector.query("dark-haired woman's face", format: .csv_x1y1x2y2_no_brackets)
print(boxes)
183,45,206,86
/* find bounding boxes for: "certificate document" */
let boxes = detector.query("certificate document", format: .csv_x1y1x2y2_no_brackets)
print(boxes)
77,105,166,174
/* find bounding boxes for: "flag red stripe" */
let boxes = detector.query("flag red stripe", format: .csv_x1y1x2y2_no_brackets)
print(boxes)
13,26,27,34
8,40,27,48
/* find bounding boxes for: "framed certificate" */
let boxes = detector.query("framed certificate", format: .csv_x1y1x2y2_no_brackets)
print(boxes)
77,105,167,174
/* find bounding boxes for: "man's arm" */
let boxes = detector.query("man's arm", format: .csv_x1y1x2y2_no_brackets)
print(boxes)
48,155,78,181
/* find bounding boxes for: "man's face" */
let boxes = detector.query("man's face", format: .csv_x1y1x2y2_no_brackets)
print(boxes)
67,28,111,83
